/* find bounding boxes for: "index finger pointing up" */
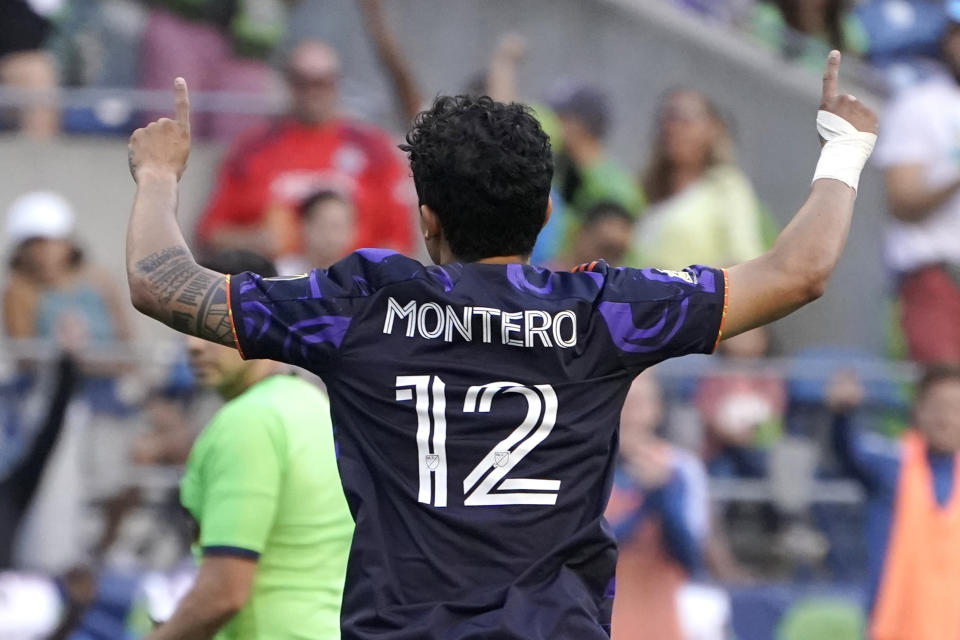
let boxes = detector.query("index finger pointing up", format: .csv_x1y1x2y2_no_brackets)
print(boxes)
174,77,191,132
821,50,841,105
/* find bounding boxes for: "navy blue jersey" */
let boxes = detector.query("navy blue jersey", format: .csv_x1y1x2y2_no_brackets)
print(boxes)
227,249,726,640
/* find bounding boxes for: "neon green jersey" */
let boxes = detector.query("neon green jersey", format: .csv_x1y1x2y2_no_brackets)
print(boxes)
180,375,354,639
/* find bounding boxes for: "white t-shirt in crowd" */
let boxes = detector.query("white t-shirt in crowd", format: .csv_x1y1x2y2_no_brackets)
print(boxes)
873,76,960,274
0,572,62,638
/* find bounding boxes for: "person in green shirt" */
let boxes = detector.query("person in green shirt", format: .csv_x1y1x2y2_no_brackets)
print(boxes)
546,81,646,233
144,250,354,640
750,0,867,72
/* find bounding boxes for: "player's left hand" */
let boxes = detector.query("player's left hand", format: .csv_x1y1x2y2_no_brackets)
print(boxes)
819,51,877,141
128,77,191,182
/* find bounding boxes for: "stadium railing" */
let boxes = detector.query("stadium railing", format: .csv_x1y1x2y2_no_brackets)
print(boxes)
0,86,284,116
0,340,919,503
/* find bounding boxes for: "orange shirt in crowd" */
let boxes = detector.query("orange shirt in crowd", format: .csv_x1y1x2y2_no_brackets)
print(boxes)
871,431,960,640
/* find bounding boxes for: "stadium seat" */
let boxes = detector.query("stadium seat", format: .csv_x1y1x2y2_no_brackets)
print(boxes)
776,597,865,640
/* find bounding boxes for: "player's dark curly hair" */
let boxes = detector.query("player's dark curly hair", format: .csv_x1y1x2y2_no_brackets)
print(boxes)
400,95,553,262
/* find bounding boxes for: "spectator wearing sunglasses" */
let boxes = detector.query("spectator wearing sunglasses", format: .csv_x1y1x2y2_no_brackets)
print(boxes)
194,40,417,261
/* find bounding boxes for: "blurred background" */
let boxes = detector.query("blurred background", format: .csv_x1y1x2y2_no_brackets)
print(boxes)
1,0,958,638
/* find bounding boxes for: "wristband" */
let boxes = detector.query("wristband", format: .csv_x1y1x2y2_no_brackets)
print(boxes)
812,110,877,192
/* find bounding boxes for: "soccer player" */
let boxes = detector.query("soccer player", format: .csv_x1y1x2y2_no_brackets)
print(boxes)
141,250,353,640
125,52,875,639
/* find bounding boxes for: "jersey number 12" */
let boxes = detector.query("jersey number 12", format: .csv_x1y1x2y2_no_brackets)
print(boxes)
396,375,560,507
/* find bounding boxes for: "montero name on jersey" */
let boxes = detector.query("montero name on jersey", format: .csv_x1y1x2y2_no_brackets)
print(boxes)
382,297,578,348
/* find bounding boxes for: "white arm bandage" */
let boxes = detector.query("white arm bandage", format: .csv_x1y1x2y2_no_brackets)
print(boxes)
812,110,877,192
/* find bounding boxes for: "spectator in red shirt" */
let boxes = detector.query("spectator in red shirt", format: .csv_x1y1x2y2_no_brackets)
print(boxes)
195,40,416,259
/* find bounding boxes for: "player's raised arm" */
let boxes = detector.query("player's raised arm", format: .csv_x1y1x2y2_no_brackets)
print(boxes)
721,52,877,339
125,78,236,346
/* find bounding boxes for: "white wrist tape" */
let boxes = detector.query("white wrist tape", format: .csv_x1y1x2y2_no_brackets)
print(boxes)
812,110,877,192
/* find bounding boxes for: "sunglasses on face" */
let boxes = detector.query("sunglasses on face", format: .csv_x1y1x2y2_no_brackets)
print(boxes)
286,70,338,90
659,105,711,123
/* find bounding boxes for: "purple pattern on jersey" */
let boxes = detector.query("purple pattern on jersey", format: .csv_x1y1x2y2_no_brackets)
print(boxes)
356,248,397,263
427,266,455,293
232,270,359,366
597,298,690,353
240,301,273,340
239,278,261,295
309,271,323,298
698,268,719,293
353,275,371,296
507,264,552,295
506,264,603,297
282,315,351,359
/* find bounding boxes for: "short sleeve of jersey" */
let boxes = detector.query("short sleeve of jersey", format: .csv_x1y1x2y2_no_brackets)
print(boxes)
191,404,286,555
595,264,726,373
227,250,411,373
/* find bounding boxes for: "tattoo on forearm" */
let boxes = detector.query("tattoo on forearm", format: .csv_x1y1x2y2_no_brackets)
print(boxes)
196,282,233,343
151,256,196,306
134,247,234,345
134,247,188,273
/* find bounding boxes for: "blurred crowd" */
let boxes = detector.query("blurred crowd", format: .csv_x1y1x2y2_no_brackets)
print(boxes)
2,0,960,639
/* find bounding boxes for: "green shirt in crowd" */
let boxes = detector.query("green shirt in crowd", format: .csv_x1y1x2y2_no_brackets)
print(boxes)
180,374,354,640
568,157,646,218
151,0,287,59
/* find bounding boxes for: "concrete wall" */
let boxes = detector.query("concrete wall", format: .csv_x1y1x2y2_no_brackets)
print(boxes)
0,0,892,354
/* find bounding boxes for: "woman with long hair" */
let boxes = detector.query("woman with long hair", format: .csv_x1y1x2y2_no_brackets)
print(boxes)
636,88,767,270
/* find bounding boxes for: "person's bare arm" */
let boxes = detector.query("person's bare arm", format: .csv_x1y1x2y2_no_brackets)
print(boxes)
486,33,526,104
125,79,235,347
357,0,422,122
722,52,877,339
89,268,133,343
144,556,257,640
884,165,960,223
3,276,37,339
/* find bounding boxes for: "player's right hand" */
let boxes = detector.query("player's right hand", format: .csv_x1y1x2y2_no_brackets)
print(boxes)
128,77,192,183
819,51,877,138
